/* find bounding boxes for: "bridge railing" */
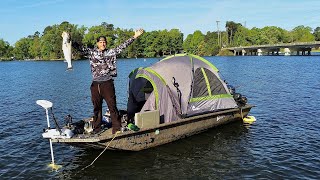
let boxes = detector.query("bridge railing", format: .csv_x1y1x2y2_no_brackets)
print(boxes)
225,41,320,50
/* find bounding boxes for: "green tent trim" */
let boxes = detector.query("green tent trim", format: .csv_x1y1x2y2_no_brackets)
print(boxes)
161,53,187,61
128,67,143,78
160,53,219,73
201,67,212,96
135,74,159,109
189,54,219,72
144,67,167,85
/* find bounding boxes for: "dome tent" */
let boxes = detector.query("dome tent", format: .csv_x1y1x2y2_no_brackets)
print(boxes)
127,54,238,124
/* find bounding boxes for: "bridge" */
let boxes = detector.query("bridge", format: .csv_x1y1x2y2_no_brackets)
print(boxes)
223,41,320,56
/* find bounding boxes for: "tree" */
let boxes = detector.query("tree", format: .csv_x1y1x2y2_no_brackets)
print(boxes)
0,39,12,59
13,37,32,59
40,24,60,59
313,27,320,41
233,26,251,46
190,30,204,54
183,34,192,53
225,21,242,46
141,31,159,57
291,25,315,42
29,31,41,59
168,29,183,54
83,22,115,48
203,31,219,56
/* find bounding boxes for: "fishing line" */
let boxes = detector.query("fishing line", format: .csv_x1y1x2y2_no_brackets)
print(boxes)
80,131,120,171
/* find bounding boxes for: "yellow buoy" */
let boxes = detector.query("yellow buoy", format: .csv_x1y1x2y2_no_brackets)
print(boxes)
243,116,256,124
48,163,62,171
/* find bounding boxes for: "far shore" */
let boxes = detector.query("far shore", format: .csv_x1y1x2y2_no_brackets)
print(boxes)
2,49,320,62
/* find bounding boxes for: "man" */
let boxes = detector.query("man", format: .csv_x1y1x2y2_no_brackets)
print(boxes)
72,29,144,134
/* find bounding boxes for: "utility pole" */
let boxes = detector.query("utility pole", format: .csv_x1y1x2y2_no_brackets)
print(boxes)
216,20,220,47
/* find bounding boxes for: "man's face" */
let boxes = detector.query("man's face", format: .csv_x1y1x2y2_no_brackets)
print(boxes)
97,40,106,51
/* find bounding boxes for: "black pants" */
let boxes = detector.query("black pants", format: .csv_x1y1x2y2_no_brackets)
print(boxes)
90,80,121,133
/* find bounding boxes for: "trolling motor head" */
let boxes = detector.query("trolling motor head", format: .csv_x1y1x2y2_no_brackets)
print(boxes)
36,99,74,139
36,100,53,110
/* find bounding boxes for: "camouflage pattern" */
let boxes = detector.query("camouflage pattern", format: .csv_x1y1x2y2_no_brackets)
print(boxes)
80,37,135,81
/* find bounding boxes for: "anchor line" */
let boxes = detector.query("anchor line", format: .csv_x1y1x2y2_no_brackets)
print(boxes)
81,131,120,171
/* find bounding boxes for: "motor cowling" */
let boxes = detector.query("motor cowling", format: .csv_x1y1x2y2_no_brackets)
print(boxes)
233,93,247,106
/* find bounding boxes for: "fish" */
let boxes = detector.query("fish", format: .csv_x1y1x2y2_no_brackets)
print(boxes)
61,31,72,70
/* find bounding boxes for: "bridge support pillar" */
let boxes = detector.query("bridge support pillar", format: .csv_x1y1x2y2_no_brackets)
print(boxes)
241,49,246,56
284,48,290,56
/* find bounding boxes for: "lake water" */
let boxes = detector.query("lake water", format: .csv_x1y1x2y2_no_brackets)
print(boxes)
0,56,319,179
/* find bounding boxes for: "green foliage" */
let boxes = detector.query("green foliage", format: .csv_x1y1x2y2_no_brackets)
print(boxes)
183,31,205,54
13,37,32,60
217,49,234,56
28,31,41,59
291,25,315,42
313,27,320,41
226,21,242,46
0,39,13,60
83,22,115,48
1,21,319,60
203,31,218,55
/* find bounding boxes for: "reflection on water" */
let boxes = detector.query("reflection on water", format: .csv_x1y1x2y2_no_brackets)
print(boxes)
0,56,319,179
59,121,250,179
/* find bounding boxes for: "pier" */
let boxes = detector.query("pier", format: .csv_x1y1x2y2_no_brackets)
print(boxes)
223,41,320,56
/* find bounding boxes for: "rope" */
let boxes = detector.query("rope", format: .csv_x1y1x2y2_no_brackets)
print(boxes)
81,131,120,171
240,107,244,119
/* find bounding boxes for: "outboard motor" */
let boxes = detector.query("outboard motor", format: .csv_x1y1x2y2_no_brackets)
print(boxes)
233,93,242,101
233,93,247,106
239,96,247,105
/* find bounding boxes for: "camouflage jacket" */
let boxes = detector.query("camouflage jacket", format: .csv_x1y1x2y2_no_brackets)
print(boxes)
79,37,135,81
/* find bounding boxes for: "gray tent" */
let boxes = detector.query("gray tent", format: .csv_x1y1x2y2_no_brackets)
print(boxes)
127,54,238,123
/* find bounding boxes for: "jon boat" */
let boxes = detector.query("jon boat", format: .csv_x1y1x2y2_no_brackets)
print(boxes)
52,105,252,151
39,54,253,151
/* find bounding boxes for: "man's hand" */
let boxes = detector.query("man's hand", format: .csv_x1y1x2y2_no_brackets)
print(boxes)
133,29,144,39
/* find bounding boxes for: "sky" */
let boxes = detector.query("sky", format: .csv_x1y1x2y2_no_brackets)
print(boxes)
0,0,319,45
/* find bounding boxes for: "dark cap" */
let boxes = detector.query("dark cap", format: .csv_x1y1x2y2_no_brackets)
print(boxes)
96,36,107,42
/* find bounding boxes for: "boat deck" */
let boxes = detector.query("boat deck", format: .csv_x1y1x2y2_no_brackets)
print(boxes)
52,105,253,145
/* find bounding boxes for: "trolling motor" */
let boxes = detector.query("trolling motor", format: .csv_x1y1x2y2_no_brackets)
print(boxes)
36,100,74,139
36,100,74,170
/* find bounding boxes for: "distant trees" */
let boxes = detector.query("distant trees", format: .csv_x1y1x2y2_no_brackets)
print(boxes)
1,21,320,60
313,27,320,41
0,39,13,60
291,25,315,42
222,23,315,47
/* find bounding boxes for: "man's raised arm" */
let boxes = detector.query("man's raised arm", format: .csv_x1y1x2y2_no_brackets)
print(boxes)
106,29,144,56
